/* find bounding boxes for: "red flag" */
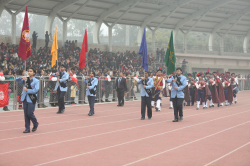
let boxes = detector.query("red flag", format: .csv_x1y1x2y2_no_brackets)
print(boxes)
0,83,9,108
18,6,31,61
79,29,88,70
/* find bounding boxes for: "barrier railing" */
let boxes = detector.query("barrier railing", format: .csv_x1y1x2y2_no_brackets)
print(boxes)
0,76,249,111
0,76,141,111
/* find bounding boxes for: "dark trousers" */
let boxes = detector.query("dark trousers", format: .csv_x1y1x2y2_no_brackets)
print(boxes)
57,88,66,111
117,90,124,106
224,88,228,100
172,97,184,120
105,83,110,99
187,88,194,105
45,41,49,48
23,100,38,131
88,96,95,114
141,96,152,118
197,89,205,102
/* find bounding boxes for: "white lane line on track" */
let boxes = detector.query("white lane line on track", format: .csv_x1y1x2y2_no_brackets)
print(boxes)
0,98,247,133
203,141,250,166
0,102,140,118
0,94,248,125
1,109,249,157
33,113,250,166
122,121,250,166
0,105,142,124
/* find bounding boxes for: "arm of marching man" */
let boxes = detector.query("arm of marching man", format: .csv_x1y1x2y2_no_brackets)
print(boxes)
177,76,187,91
146,78,153,89
26,79,40,94
123,78,128,92
89,78,98,90
60,72,69,82
16,77,25,84
162,78,165,89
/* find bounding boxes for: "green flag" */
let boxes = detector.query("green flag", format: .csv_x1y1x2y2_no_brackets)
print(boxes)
164,30,175,75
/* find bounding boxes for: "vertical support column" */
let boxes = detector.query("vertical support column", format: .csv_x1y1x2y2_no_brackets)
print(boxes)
243,36,249,53
62,20,68,46
173,28,179,48
137,26,145,46
125,25,129,46
152,30,156,55
183,33,187,54
220,37,224,55
93,21,102,44
108,26,112,52
11,13,16,45
208,33,214,51
45,15,55,40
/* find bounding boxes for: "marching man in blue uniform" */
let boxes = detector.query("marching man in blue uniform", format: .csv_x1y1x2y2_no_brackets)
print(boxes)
52,64,69,114
166,68,187,122
16,68,39,133
135,71,153,120
85,71,98,116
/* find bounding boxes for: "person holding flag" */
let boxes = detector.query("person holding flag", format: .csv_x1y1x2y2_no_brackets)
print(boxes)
165,31,187,122
137,29,153,119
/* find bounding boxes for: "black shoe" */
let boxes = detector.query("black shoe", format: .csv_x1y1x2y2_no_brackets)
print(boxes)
88,113,93,116
235,101,237,104
141,117,145,120
61,109,65,113
134,98,138,100
169,107,173,109
57,110,62,114
196,108,199,110
179,116,183,121
217,103,220,107
172,119,178,122
101,100,104,102
209,106,212,108
191,104,194,106
32,126,38,132
212,105,214,107
105,100,111,102
112,99,115,101
117,105,121,106
186,104,190,106
84,101,88,104
203,107,206,109
23,130,30,133
148,117,151,120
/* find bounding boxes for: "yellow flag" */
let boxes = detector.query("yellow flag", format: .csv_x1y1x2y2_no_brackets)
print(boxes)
51,26,58,67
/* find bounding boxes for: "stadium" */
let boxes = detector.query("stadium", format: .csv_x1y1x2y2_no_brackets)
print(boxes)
0,0,250,165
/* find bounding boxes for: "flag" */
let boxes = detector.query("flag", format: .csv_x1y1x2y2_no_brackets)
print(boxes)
79,29,88,70
164,30,176,75
139,28,148,72
51,26,58,67
0,83,9,108
18,6,31,61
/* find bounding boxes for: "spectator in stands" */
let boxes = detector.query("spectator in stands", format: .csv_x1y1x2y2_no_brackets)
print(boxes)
32,31,38,49
45,31,50,48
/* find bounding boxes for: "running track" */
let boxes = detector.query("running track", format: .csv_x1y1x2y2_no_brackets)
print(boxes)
0,91,250,166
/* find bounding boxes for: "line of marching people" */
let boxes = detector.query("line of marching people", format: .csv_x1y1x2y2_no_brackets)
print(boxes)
165,70,238,110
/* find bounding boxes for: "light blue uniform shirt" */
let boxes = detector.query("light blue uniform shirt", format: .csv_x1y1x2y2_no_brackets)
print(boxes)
85,77,98,97
16,77,40,103
52,71,69,92
137,77,153,97
166,75,187,98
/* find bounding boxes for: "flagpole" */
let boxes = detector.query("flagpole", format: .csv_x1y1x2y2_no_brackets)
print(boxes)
86,52,88,76
57,49,58,72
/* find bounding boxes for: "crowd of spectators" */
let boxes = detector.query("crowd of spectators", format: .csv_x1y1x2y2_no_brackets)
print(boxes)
0,39,158,77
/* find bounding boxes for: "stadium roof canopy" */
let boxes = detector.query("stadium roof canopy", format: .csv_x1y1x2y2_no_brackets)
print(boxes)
2,0,250,36
1,0,250,52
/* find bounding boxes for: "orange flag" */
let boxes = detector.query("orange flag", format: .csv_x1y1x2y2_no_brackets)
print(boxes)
51,26,58,67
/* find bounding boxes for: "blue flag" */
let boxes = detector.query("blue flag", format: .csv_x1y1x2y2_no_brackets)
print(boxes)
139,28,148,72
